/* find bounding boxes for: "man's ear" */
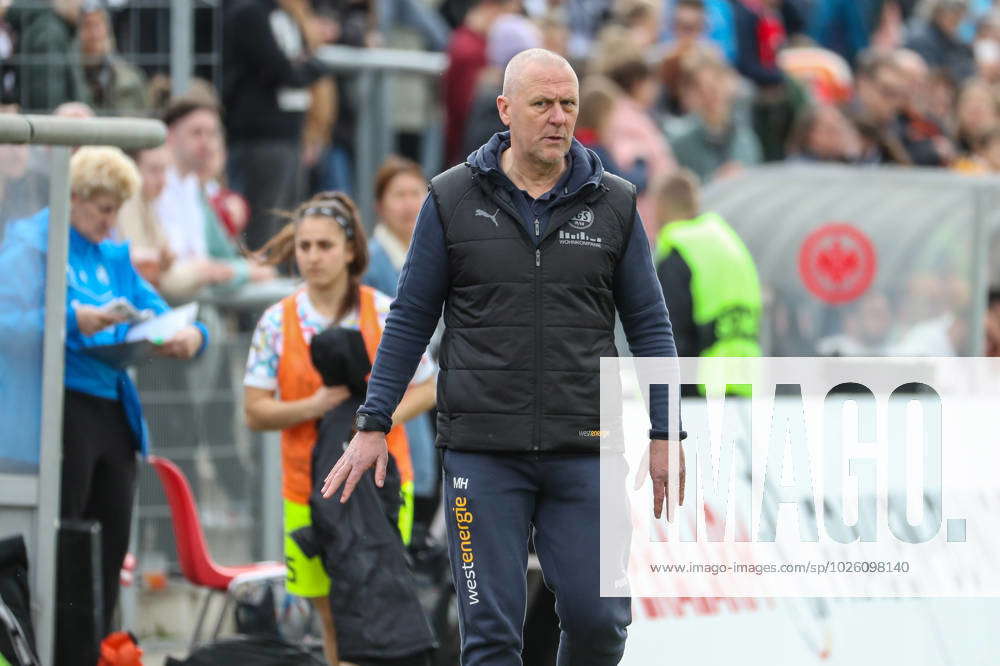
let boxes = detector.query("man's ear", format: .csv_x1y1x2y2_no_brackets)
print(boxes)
497,95,512,127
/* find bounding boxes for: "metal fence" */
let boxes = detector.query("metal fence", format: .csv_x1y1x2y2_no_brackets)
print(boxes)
314,45,447,228
6,1,450,230
131,284,296,591
7,0,219,112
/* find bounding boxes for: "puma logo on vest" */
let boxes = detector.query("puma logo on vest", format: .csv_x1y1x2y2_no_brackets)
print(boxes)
475,208,500,227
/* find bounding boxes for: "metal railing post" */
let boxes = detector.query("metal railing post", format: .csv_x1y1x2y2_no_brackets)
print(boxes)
34,146,72,666
259,433,283,562
314,46,447,227
171,0,194,97
355,71,377,230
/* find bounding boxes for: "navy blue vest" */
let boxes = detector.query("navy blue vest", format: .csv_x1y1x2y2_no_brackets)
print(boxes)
429,163,635,453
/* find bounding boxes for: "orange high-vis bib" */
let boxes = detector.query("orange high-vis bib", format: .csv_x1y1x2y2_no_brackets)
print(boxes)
277,292,324,504
276,287,414,504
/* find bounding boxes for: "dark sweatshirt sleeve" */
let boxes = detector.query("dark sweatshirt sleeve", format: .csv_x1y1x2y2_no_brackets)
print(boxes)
358,196,449,422
614,211,685,438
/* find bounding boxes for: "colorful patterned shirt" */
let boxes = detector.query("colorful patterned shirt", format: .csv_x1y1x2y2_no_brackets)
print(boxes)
244,288,436,393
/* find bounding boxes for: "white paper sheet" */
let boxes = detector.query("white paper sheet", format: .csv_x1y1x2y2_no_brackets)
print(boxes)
125,302,198,343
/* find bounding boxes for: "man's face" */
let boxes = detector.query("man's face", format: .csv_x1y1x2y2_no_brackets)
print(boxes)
497,60,579,168
79,10,109,58
982,136,1000,170
168,109,219,175
808,106,849,159
894,55,929,111
857,293,892,345
958,83,998,135
500,0,522,14
936,7,966,36
54,0,83,23
138,145,170,202
860,65,907,123
691,67,733,120
673,5,705,47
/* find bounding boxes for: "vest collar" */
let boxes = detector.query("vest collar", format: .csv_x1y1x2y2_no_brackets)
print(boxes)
468,131,606,204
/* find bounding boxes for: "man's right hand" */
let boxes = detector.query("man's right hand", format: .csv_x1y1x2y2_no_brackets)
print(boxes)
75,304,127,336
321,430,388,503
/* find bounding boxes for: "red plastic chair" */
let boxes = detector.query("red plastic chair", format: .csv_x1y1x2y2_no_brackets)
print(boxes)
148,455,285,649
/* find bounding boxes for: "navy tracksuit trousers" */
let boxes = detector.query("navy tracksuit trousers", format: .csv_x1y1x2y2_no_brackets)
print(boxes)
442,449,631,666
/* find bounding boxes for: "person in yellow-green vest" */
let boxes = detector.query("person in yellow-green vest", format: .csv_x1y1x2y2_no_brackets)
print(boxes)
653,169,762,395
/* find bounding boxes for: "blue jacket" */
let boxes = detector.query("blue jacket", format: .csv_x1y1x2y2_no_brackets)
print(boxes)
363,236,401,298
808,0,871,64
358,132,678,435
362,234,439,497
0,208,208,460
661,0,738,63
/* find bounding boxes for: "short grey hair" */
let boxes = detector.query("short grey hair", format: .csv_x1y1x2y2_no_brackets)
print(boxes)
502,48,577,98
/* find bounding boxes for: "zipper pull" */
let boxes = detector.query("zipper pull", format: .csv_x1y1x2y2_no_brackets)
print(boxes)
534,218,540,237
535,249,540,267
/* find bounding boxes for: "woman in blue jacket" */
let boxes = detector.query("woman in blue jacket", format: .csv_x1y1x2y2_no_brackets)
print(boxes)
363,156,440,542
0,146,208,636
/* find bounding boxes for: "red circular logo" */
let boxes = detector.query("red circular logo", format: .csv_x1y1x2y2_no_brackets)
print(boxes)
798,223,877,305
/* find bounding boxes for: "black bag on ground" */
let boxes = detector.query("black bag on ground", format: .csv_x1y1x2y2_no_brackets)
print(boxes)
164,635,324,666
0,535,39,666
291,395,437,662
54,520,103,666
233,580,281,638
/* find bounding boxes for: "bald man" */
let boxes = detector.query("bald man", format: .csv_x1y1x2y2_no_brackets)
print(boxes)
324,49,685,666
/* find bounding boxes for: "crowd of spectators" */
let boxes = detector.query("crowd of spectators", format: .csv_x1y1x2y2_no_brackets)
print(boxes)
0,0,998,349
442,0,1000,182
2,0,1000,248
0,3,998,364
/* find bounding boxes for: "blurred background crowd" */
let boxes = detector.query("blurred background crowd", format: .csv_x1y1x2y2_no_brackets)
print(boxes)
1,0,1000,354
2,0,1000,263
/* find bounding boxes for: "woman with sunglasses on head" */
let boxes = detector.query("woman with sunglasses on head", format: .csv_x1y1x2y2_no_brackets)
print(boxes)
243,191,436,666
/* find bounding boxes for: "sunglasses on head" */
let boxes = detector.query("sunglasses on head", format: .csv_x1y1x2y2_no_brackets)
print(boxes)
301,203,355,239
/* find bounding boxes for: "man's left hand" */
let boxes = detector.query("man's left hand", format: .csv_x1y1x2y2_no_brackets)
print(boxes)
635,439,685,521
156,325,203,360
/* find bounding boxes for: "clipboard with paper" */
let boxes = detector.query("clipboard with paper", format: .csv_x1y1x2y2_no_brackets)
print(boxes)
85,303,199,367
